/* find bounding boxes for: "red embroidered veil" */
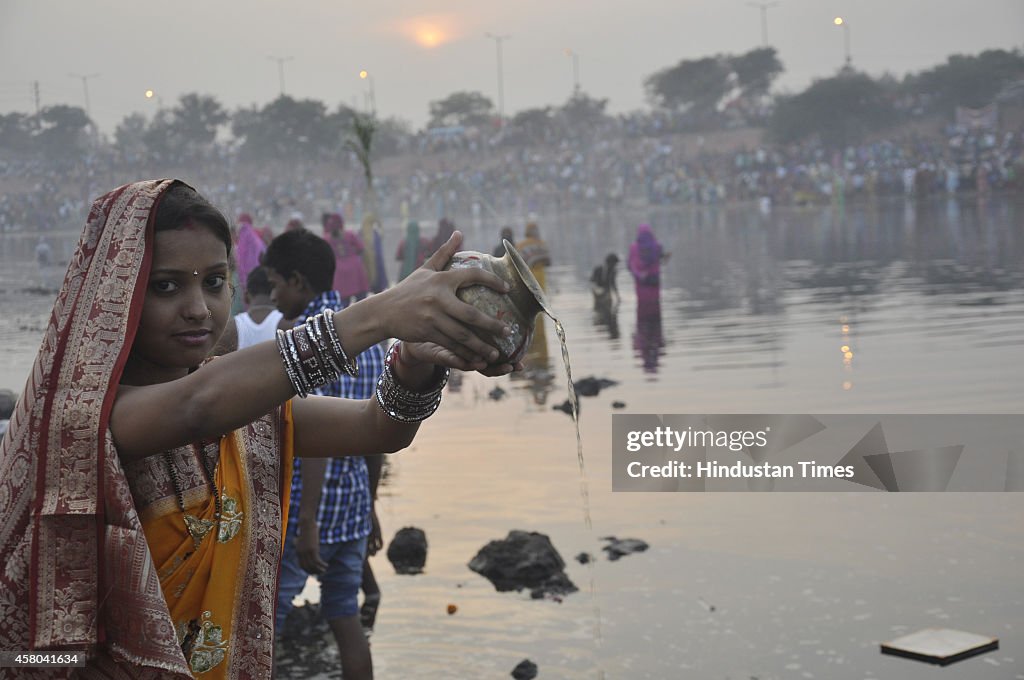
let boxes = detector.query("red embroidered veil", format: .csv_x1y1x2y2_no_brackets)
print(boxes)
0,180,192,677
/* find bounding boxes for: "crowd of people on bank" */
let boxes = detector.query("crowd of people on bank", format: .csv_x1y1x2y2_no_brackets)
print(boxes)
2,116,1021,237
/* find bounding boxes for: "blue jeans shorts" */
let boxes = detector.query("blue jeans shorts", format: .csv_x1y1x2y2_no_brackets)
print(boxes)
276,526,368,632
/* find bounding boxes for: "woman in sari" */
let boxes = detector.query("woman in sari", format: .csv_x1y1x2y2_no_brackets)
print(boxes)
628,225,668,373
628,223,669,315
360,214,389,294
427,218,456,258
233,212,265,288
395,220,429,282
0,179,515,679
323,212,370,306
515,221,552,291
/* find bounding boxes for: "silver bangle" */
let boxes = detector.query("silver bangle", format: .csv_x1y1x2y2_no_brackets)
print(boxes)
324,309,359,377
285,328,312,397
277,311,366,397
307,314,343,376
375,342,448,423
277,328,308,398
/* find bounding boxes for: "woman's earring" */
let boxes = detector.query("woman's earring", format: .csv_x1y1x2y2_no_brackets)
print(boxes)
193,269,199,276
207,310,213,319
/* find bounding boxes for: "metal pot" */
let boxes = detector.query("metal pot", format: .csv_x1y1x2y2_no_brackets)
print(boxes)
445,239,554,365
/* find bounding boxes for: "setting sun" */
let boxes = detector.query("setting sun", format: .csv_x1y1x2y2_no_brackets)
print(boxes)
417,27,444,47
397,16,459,48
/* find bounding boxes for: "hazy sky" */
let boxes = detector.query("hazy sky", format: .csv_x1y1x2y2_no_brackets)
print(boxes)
2,0,1022,135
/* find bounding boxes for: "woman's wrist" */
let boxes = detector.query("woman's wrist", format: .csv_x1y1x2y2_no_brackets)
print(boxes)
375,342,448,423
331,293,387,358
391,342,444,392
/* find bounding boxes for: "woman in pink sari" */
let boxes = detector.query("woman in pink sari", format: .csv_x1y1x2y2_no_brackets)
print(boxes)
323,213,369,306
233,212,266,290
628,224,668,372
628,223,669,315
0,180,517,678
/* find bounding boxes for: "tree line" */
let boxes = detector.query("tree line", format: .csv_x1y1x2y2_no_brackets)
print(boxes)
1,47,1021,161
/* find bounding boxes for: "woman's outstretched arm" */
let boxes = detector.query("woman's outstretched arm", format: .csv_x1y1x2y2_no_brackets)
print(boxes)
111,233,511,461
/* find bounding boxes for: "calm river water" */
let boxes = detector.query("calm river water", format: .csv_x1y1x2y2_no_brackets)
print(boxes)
1,196,1022,679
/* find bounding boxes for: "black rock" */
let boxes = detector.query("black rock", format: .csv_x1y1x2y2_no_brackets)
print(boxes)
511,659,539,680
552,399,576,416
528,571,577,599
573,376,618,397
387,527,427,575
601,536,649,561
488,386,507,400
575,552,593,564
275,601,337,678
611,401,626,409
468,530,578,597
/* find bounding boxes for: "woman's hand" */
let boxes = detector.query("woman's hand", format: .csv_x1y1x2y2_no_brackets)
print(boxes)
402,340,520,376
378,231,512,368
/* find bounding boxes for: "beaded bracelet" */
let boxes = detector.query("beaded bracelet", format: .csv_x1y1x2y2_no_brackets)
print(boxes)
375,341,449,423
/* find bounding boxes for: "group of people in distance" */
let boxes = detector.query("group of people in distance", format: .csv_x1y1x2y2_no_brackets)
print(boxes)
234,209,390,312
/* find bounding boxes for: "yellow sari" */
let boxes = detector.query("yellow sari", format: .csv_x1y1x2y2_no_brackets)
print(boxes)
122,402,294,679
516,222,551,292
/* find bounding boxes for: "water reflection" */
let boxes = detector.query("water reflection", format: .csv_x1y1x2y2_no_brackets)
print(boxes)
633,296,664,374
474,196,1021,392
510,316,556,406
591,298,620,340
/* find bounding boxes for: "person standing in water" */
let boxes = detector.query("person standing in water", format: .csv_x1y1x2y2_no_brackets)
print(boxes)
516,221,552,291
590,253,621,310
263,228,382,680
628,223,669,312
493,226,515,257
628,224,669,372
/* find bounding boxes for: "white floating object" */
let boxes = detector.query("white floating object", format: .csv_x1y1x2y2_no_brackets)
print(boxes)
881,628,998,666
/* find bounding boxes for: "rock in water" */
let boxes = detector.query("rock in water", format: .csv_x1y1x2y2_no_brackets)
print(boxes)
387,527,428,574
552,399,576,416
511,659,539,679
469,530,578,597
601,536,649,561
274,601,336,678
573,376,618,397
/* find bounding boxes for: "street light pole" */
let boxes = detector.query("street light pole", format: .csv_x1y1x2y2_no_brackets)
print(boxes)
746,1,779,47
833,17,852,67
68,72,99,120
565,49,580,95
359,70,376,116
145,89,165,111
267,55,294,96
485,32,510,127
